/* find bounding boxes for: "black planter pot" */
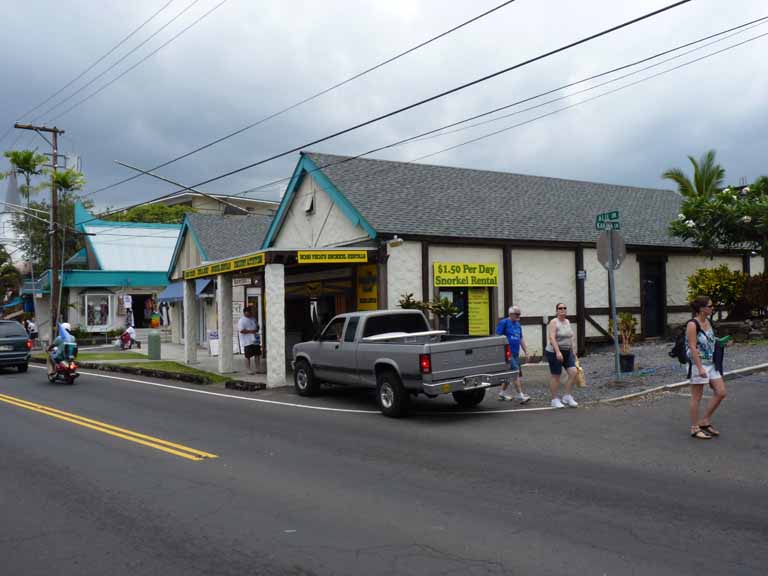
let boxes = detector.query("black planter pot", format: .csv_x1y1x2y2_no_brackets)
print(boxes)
619,353,635,373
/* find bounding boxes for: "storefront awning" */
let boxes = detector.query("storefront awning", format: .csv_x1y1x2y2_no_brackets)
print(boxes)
157,279,211,302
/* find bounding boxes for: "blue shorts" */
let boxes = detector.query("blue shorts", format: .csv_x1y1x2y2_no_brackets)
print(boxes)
509,353,522,375
545,349,575,375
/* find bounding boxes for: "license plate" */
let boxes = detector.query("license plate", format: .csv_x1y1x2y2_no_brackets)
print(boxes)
0,345,12,351
463,376,484,389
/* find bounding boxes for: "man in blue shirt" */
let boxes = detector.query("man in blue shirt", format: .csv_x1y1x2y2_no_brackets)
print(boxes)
495,305,530,403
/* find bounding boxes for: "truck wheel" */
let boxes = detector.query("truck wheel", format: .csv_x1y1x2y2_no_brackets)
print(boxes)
17,363,28,373
294,359,320,396
452,388,486,408
376,370,410,418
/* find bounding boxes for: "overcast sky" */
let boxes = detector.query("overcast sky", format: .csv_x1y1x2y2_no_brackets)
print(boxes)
1,0,766,212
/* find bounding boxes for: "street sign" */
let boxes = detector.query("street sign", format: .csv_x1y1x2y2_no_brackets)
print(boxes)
597,230,626,270
596,210,621,231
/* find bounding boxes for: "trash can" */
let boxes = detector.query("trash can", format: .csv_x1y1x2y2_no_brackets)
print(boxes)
148,330,161,360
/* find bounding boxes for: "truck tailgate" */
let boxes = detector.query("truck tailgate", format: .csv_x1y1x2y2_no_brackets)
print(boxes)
426,336,508,381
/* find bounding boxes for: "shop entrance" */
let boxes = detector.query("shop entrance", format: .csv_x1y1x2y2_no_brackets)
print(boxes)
129,294,154,328
438,287,492,336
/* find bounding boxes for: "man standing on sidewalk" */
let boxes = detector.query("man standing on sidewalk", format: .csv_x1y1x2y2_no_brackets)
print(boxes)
496,305,531,403
238,306,260,375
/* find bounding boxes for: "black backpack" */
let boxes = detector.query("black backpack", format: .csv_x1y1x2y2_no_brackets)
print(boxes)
668,319,702,364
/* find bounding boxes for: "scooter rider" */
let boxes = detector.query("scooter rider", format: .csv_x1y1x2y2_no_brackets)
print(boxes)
48,323,77,375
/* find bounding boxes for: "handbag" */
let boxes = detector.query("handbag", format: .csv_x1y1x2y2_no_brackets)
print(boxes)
575,359,586,387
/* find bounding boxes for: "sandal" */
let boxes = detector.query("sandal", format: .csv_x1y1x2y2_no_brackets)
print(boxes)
691,426,712,440
699,423,720,437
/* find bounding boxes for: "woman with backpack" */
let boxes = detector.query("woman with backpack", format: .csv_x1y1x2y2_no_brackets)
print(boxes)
687,295,728,440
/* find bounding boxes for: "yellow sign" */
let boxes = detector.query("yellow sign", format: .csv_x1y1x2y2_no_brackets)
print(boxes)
356,264,378,310
298,250,368,264
468,288,490,336
184,252,265,280
433,262,498,287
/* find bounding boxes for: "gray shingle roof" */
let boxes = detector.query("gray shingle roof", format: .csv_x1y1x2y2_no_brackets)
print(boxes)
305,152,689,248
186,213,272,261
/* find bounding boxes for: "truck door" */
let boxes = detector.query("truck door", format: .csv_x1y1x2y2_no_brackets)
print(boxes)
314,317,347,382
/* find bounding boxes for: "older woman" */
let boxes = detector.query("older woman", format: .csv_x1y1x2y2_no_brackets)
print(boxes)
544,302,578,408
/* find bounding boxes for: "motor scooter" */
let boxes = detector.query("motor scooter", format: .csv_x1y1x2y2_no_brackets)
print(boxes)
47,342,79,385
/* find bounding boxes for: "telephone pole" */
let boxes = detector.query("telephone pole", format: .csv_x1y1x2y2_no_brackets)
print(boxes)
13,123,65,344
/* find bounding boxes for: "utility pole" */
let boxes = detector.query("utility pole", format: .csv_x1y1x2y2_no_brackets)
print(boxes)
13,123,65,345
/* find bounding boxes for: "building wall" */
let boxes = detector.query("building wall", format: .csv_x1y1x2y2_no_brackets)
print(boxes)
387,240,422,309
170,232,203,281
272,175,370,249
511,248,576,355
750,254,765,275
583,249,642,338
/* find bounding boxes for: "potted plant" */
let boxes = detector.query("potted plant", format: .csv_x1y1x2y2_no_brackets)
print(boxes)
428,297,460,331
615,312,638,372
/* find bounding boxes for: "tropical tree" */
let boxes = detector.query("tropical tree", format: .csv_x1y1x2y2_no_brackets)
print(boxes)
0,244,21,299
1,149,48,199
104,203,194,224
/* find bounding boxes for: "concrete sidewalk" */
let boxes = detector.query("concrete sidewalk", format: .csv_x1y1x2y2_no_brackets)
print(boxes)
150,341,273,385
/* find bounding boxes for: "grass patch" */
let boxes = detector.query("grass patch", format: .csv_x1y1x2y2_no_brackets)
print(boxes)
118,361,233,384
33,351,148,361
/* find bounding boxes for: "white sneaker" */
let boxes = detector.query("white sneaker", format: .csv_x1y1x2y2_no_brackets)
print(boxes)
562,394,579,408
497,392,513,401
517,393,531,405
551,398,565,409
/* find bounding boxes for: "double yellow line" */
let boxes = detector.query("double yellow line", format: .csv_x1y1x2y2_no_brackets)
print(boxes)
0,392,218,462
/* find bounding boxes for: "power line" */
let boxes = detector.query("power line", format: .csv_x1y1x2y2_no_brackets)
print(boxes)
47,0,230,124
76,1,695,227
0,1,175,144
84,0,521,197
29,0,205,124
136,1,694,199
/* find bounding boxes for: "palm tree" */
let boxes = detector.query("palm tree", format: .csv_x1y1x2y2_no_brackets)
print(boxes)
661,149,725,198
2,150,48,200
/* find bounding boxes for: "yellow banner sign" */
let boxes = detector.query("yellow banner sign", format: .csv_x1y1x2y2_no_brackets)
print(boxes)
356,264,378,310
468,287,490,336
433,262,498,287
298,250,368,264
184,252,265,280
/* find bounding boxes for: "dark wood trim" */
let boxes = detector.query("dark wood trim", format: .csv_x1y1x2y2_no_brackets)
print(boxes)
575,247,585,355
585,313,613,341
377,244,388,310
666,305,691,313
742,253,751,275
503,245,513,313
585,306,641,315
421,241,430,303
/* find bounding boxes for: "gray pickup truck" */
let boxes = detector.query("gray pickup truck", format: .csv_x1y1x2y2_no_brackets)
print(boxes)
291,310,514,417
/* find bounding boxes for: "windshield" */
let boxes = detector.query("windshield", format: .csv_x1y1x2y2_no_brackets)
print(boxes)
0,323,27,338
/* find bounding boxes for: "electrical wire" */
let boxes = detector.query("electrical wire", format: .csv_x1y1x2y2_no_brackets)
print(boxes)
0,0,175,144
30,0,205,124
78,0,692,224
84,0,521,197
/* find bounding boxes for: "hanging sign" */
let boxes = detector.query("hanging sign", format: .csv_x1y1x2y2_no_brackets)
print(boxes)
433,262,498,287
467,288,490,335
184,252,265,279
298,250,368,264
356,264,378,310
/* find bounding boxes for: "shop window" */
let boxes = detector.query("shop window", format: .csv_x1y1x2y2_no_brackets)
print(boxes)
438,288,492,336
85,294,111,330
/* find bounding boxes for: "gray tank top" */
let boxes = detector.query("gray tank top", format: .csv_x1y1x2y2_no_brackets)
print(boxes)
546,319,573,352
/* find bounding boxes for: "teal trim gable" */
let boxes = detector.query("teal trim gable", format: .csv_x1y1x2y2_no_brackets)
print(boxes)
166,216,208,278
62,270,170,288
262,153,377,248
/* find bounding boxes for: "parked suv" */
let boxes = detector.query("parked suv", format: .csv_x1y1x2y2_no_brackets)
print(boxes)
0,320,32,372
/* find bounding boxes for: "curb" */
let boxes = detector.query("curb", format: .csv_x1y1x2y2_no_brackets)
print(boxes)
599,362,768,404
31,356,264,389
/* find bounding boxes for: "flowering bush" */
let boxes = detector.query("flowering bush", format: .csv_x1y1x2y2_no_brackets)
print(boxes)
687,265,747,314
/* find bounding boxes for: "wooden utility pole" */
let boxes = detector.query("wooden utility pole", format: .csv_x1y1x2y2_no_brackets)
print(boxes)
13,123,65,344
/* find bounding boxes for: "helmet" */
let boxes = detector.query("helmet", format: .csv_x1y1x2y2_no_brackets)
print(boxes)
61,322,71,331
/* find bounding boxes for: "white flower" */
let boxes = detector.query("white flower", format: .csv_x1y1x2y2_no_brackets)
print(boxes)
743,187,750,193
739,215,752,224
723,187,731,194
678,213,686,221
685,220,696,228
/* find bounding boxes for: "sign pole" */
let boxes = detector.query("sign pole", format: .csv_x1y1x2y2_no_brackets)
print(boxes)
607,228,621,381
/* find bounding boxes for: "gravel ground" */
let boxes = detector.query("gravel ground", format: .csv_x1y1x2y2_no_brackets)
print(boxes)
518,340,768,405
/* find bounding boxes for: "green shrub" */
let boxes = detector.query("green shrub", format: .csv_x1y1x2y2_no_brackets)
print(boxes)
687,265,747,313
743,273,768,314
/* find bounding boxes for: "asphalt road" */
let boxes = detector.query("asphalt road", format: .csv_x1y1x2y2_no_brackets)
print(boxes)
1,365,766,576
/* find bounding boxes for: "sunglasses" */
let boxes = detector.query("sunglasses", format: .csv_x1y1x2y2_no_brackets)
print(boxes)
557,306,567,310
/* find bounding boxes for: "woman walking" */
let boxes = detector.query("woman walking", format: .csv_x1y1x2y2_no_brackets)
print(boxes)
687,295,728,439
544,302,579,408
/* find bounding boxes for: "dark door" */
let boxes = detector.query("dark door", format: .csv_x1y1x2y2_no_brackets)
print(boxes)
640,260,666,337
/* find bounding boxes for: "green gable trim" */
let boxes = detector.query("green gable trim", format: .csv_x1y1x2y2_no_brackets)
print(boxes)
63,270,170,288
262,153,377,248
166,216,208,278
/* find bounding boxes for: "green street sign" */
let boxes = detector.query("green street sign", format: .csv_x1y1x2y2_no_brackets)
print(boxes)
596,210,620,230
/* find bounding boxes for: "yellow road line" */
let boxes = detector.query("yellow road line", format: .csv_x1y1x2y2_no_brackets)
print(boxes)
0,393,218,462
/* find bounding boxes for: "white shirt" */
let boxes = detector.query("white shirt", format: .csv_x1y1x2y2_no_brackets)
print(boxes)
125,326,136,338
238,316,259,347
